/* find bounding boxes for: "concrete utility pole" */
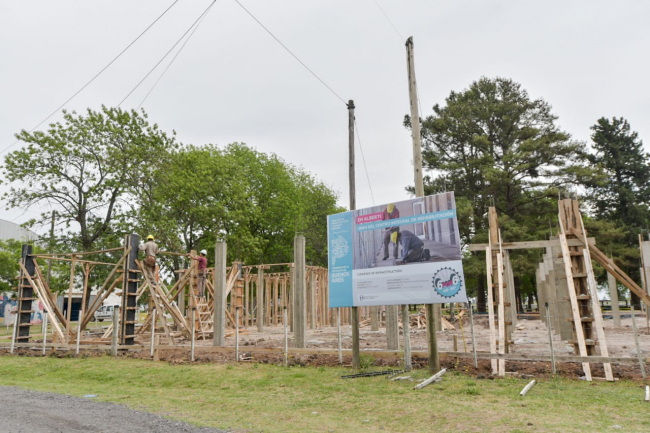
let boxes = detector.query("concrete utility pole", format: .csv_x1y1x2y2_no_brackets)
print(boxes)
348,99,361,370
406,36,439,373
213,242,227,346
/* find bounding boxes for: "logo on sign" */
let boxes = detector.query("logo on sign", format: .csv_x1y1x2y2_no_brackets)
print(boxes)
432,267,462,298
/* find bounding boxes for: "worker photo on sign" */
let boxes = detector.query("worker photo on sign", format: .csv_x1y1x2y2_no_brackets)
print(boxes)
351,192,462,270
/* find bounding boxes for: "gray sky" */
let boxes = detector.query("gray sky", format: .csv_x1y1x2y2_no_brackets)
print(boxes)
2,0,649,235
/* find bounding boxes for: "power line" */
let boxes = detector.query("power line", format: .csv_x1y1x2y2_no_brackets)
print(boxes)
354,118,376,206
137,2,214,109
0,0,180,156
371,0,405,42
118,1,217,108
232,0,347,106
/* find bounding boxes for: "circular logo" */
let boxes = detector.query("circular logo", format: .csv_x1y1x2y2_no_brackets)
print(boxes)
432,267,462,298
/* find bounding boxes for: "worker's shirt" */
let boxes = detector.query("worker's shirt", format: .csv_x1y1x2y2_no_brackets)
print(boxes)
198,256,207,270
399,230,424,259
382,207,400,231
139,241,159,257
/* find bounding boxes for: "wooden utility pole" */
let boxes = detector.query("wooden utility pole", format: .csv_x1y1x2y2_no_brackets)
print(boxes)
348,99,361,370
406,36,439,373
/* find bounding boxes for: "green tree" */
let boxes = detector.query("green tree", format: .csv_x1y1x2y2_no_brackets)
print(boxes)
407,77,580,311
580,117,650,306
139,143,341,271
1,106,177,252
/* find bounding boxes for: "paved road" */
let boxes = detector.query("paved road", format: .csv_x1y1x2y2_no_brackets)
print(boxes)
0,387,225,433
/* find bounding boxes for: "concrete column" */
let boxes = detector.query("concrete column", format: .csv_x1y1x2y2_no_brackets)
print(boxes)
607,270,621,326
370,306,379,331
386,305,399,350
213,242,227,346
293,236,307,348
309,270,316,329
551,243,573,340
257,267,264,332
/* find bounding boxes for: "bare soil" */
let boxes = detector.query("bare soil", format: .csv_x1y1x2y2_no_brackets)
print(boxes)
4,314,648,380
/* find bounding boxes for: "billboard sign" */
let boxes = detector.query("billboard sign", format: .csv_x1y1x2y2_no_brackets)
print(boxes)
328,192,467,307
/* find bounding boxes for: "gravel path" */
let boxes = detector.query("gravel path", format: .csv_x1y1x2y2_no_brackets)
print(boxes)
0,387,226,433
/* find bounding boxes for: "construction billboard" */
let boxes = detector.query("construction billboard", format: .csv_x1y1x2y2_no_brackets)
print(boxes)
327,192,467,307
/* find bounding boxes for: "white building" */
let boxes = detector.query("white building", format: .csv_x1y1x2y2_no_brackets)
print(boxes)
0,218,39,242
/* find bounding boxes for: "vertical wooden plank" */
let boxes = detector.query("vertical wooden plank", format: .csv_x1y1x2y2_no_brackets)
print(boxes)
485,246,498,374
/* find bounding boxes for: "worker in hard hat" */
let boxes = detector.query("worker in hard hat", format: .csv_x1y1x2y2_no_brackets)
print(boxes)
382,203,400,260
139,235,159,283
398,230,430,263
188,249,208,299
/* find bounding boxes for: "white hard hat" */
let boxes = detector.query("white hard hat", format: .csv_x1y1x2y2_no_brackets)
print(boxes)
200,249,207,255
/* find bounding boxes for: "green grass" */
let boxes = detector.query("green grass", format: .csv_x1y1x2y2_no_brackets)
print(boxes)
0,356,647,432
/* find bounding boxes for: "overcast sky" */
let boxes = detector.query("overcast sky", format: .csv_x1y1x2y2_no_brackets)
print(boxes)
1,0,649,235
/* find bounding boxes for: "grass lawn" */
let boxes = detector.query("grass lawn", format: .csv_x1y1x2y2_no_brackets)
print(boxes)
0,356,647,432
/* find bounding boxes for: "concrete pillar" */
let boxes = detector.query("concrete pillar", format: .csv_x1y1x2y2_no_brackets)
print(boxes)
537,265,546,319
551,243,573,340
213,242,227,346
370,306,379,331
293,236,307,348
257,267,264,332
386,305,399,350
309,270,316,329
607,270,621,326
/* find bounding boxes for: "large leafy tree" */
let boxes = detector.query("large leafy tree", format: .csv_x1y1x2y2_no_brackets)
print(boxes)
139,143,341,270
406,77,580,311
1,106,177,252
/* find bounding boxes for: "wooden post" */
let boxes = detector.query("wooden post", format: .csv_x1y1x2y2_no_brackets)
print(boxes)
294,236,307,348
111,306,119,356
16,244,36,344
235,308,239,362
406,36,439,373
120,234,139,345
283,307,288,366
468,301,477,368
257,267,264,332
65,254,77,343
150,308,156,358
191,307,196,362
337,308,342,364
347,99,361,370
213,242,227,346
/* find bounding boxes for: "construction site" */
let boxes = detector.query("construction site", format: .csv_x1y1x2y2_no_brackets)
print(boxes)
2,198,648,385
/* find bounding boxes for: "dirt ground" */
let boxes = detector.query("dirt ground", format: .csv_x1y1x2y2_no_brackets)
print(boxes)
5,313,648,380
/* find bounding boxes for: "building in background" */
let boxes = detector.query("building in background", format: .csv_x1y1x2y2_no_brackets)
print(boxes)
0,218,39,242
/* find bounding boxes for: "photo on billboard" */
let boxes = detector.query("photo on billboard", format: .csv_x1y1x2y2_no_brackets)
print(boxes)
327,192,467,308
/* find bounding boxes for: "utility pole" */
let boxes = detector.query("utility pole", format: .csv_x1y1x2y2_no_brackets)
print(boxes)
348,99,360,370
406,36,439,373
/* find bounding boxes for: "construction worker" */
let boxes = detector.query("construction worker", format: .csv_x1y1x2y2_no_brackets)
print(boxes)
139,235,159,283
382,203,400,260
188,250,208,299
398,230,430,263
